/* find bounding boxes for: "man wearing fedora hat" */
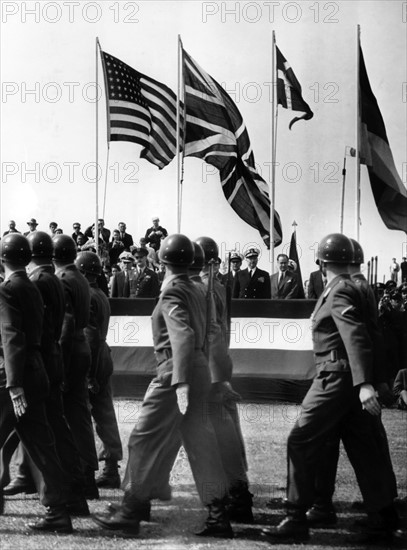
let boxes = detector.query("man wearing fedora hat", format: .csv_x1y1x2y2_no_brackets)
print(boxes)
233,248,271,299
24,218,38,236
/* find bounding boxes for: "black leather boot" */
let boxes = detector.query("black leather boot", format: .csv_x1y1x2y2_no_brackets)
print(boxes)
92,504,141,534
228,482,254,523
28,506,73,534
96,460,121,489
3,476,37,496
195,498,234,538
107,500,151,522
262,507,309,542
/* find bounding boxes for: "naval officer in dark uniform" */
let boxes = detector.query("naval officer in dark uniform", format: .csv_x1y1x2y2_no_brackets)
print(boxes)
93,234,232,538
233,248,271,299
263,233,400,543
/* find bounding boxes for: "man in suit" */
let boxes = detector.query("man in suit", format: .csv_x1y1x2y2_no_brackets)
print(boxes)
0,233,72,532
93,234,232,537
308,265,326,299
263,234,400,543
117,222,133,251
2,220,20,236
131,247,160,298
75,252,123,490
23,218,38,236
270,253,300,299
221,251,243,288
233,248,271,299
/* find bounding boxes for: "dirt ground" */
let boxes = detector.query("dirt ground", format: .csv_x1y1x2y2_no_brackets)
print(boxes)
1,401,406,550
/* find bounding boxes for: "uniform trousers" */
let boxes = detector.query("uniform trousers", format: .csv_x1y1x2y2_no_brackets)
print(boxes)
63,340,98,471
0,384,84,494
0,388,69,507
89,363,123,463
313,414,397,508
287,371,395,513
122,359,228,510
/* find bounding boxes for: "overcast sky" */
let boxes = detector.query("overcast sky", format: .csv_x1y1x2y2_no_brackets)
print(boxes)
1,0,406,280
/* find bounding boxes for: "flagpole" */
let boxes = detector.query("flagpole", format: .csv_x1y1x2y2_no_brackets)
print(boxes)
98,39,111,222
95,36,100,255
355,25,361,240
270,30,276,276
176,35,183,232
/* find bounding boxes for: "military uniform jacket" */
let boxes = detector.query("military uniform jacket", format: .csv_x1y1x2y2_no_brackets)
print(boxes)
151,274,207,387
0,271,48,400
29,265,65,385
133,267,160,298
233,267,271,299
86,282,113,379
311,274,373,387
55,264,91,374
351,273,386,384
270,271,300,299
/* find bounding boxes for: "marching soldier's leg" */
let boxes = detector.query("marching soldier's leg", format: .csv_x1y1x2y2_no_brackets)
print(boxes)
90,376,123,489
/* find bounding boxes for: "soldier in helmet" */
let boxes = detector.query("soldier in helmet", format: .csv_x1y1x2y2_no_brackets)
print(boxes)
93,234,232,538
306,238,397,530
75,251,123,490
263,233,400,544
0,234,72,531
196,236,253,523
2,232,89,516
53,234,99,499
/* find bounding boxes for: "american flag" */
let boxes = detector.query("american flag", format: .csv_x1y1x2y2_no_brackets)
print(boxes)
100,50,178,169
182,48,282,248
276,46,313,130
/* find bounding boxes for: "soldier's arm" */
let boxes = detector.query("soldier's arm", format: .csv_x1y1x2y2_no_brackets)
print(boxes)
59,282,75,382
84,296,101,381
0,285,27,389
161,290,196,386
330,283,373,387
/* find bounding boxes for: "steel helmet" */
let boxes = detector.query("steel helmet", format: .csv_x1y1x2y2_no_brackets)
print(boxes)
317,233,353,264
52,234,77,262
159,234,194,266
195,236,219,264
190,242,205,271
349,238,364,265
75,251,102,276
0,233,31,266
27,231,53,258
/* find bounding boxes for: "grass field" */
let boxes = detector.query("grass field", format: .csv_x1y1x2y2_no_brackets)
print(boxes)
1,400,406,550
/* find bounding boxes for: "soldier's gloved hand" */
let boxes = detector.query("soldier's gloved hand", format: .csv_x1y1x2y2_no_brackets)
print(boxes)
359,383,381,416
176,384,189,415
9,386,28,418
88,378,100,394
376,382,395,407
218,381,242,402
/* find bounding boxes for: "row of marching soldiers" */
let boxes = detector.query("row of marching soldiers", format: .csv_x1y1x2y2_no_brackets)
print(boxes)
0,230,404,544
0,231,251,536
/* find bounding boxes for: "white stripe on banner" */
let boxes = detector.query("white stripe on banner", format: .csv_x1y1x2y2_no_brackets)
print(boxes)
107,316,313,351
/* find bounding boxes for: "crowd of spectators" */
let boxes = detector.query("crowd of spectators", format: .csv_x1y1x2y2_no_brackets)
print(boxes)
2,218,406,405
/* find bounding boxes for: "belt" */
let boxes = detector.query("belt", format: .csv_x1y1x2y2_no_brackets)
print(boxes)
315,349,348,364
